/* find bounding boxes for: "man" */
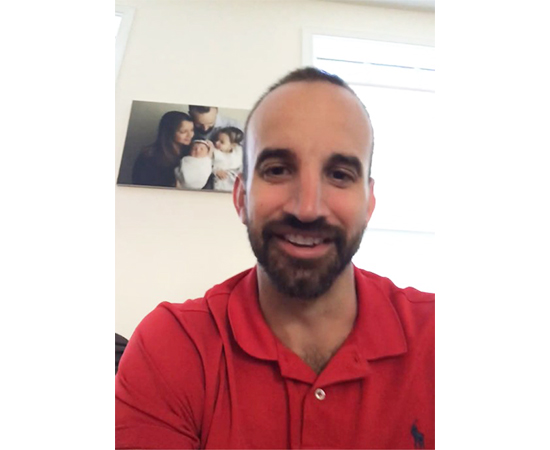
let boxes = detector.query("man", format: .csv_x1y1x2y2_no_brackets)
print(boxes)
188,105,242,141
116,67,435,449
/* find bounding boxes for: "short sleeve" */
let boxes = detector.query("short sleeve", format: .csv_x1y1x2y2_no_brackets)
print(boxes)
115,305,205,449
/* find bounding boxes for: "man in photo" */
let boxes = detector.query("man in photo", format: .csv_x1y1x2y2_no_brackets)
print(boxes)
188,105,243,141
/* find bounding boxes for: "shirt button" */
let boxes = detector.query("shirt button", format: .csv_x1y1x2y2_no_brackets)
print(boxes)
314,388,326,400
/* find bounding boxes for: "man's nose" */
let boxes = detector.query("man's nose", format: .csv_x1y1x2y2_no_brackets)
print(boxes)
283,172,327,223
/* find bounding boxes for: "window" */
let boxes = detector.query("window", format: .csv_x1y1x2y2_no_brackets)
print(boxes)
306,33,435,292
115,5,135,80
115,15,122,38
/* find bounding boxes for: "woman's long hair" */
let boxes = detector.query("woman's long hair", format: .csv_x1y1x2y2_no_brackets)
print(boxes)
144,111,193,166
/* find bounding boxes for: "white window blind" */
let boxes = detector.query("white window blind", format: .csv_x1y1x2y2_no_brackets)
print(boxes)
310,34,435,292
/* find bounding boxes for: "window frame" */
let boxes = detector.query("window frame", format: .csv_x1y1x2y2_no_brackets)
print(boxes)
302,27,434,68
115,4,136,81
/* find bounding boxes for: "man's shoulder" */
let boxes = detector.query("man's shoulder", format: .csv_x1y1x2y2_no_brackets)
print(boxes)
355,267,434,333
147,268,253,330
356,267,434,304
355,268,434,359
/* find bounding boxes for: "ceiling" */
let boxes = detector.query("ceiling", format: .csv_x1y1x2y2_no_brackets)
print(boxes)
319,0,435,12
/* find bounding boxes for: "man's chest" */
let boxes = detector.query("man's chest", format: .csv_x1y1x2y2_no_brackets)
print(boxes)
201,352,434,449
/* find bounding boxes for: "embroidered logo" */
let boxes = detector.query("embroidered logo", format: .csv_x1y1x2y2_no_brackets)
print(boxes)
410,420,425,449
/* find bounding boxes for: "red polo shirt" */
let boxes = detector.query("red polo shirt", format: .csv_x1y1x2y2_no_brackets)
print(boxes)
116,266,434,449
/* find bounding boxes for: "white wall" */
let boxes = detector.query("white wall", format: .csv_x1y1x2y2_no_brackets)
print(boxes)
115,0,435,339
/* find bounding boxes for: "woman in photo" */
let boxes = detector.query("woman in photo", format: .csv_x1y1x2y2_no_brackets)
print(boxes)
132,111,194,187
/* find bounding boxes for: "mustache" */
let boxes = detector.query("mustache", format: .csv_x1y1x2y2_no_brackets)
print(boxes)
262,214,343,237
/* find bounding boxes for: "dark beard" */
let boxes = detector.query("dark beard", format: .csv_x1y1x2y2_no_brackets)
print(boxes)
247,214,365,299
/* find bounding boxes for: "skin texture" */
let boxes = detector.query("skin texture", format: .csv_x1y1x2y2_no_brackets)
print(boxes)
233,81,376,373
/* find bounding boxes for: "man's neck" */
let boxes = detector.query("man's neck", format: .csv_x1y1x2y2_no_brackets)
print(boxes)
257,264,358,374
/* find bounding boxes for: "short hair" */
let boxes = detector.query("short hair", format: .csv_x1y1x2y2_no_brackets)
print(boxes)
188,105,217,116
242,66,374,182
218,126,244,145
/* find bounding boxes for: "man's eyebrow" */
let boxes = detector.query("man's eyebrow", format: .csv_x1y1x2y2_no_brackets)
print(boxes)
327,153,364,177
254,148,295,170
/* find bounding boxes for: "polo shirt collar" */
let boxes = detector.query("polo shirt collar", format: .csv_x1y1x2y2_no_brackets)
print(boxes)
351,265,408,360
228,267,279,361
227,265,408,365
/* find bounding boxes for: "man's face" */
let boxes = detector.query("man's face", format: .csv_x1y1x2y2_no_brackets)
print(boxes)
192,108,218,134
234,81,375,299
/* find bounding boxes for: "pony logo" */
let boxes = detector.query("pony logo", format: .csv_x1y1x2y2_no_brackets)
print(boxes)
410,420,425,449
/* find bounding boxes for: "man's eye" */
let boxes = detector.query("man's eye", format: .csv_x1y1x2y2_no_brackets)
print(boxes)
329,168,356,184
260,165,291,179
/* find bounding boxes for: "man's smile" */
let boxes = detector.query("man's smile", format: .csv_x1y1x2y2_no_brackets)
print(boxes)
272,232,334,259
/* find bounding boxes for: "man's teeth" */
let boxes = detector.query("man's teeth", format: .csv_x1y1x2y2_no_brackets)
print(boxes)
285,234,324,246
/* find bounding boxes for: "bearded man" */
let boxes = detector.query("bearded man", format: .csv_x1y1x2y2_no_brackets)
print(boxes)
116,67,435,449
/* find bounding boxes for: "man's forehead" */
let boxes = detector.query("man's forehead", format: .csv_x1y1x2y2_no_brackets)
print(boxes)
247,82,372,147
250,81,369,128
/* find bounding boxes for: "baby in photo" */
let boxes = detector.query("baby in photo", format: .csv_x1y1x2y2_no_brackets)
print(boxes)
212,126,244,192
175,140,213,190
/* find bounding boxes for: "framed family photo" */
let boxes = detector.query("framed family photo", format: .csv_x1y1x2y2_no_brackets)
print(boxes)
117,100,250,193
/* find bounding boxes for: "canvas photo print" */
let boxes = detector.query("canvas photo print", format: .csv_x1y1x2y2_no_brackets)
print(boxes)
117,101,250,192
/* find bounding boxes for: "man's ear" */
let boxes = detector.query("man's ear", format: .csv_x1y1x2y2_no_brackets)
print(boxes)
366,177,376,225
233,174,247,225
